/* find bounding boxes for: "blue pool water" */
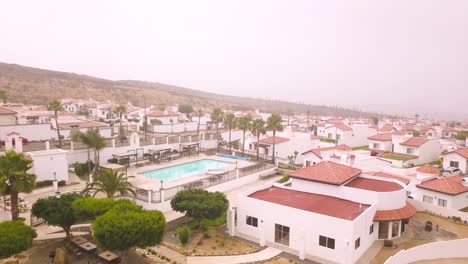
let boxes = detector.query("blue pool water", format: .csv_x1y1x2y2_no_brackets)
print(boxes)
140,159,233,181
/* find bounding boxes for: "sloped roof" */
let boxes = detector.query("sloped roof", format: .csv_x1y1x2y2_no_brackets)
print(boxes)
368,133,393,141
365,171,411,185
302,144,352,158
332,123,353,131
373,202,416,221
345,177,403,192
444,148,468,159
416,164,439,174
288,161,361,185
400,137,430,147
417,175,468,195
259,136,289,145
0,106,16,115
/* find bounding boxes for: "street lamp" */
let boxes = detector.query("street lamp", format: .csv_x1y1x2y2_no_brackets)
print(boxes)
53,171,58,193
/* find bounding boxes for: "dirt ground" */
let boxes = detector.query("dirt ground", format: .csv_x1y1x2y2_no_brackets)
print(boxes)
260,257,301,264
371,212,468,264
411,258,468,264
192,228,258,256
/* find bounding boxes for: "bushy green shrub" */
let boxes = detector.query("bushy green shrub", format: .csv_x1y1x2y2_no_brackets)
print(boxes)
177,225,192,246
74,161,95,176
36,180,53,188
58,180,66,187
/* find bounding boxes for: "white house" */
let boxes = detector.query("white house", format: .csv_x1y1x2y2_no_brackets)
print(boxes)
229,161,415,264
0,106,17,125
367,133,393,152
415,175,468,210
321,123,377,148
146,109,180,125
301,144,352,167
392,136,441,165
27,149,69,182
443,148,468,174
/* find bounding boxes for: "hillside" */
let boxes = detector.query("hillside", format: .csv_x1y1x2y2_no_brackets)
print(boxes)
0,62,375,117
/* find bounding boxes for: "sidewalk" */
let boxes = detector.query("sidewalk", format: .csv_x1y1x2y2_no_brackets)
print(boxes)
187,247,282,264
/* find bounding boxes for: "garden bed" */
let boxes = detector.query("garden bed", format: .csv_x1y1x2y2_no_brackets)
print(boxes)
191,228,258,256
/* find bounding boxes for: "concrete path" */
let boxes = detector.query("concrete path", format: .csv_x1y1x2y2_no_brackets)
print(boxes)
187,247,282,264
35,231,89,240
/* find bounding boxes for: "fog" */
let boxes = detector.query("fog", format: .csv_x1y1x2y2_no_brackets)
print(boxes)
1,0,467,119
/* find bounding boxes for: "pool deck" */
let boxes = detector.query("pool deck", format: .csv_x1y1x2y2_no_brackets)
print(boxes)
127,154,254,190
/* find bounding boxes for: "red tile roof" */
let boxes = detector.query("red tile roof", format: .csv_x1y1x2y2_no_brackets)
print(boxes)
366,171,410,185
0,106,16,115
58,121,109,129
259,136,289,145
416,164,439,174
401,124,414,131
400,137,430,147
345,177,403,192
378,125,395,132
147,110,179,117
302,144,352,158
374,202,416,221
368,133,393,141
444,148,468,159
444,127,457,132
288,161,361,185
249,186,370,220
417,175,468,195
332,123,353,131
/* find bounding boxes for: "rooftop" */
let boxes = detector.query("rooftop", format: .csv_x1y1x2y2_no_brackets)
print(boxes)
368,133,393,141
445,148,468,159
374,202,416,222
416,164,439,174
288,161,361,185
0,106,16,115
259,136,290,145
417,175,468,195
302,144,351,157
345,177,403,192
58,121,109,129
400,137,430,147
365,171,410,185
248,186,370,220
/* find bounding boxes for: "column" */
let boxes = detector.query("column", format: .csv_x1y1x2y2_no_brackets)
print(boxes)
70,140,74,151
387,222,393,240
45,140,50,150
152,137,156,145
112,139,116,148
227,208,235,237
259,219,266,247
236,168,239,179
160,189,165,202
398,220,402,237
147,190,152,204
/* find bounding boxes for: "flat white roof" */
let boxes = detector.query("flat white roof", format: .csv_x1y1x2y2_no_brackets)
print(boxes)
27,149,68,156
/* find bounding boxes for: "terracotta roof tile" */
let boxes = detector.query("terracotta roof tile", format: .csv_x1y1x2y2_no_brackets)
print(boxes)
417,175,468,195
378,125,395,132
368,133,393,141
416,164,439,174
374,202,416,221
365,171,410,185
345,177,403,192
0,106,16,115
444,148,468,159
288,161,361,185
302,144,351,157
332,123,353,131
400,137,430,147
248,186,370,220
259,136,289,145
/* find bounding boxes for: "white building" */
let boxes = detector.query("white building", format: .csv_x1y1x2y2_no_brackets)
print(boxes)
27,149,69,182
0,106,17,125
367,133,393,152
301,144,352,167
392,136,441,165
319,123,377,148
229,161,415,264
415,175,468,210
443,148,468,174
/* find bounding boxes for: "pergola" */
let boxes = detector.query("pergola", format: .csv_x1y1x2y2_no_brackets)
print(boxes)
179,142,200,156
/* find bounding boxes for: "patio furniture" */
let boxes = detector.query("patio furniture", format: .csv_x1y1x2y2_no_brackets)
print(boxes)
99,251,120,263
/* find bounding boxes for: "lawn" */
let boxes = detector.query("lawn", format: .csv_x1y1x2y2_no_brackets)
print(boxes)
320,138,336,144
460,207,468,213
352,145,369,151
381,153,416,161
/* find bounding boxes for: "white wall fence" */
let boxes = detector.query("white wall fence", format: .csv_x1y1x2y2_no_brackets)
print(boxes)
385,238,468,264
408,199,468,222
150,122,207,133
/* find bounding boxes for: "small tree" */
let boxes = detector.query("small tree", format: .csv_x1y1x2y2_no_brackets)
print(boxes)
224,113,238,152
251,119,266,161
32,192,82,239
72,197,116,221
238,115,252,157
371,116,379,126
0,221,37,258
83,169,136,198
412,130,421,137
178,104,194,120
48,99,64,148
114,105,127,141
93,202,165,263
177,225,192,246
170,189,229,229
266,113,284,163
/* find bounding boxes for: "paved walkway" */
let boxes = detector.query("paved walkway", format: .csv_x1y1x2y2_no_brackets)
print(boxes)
187,247,282,264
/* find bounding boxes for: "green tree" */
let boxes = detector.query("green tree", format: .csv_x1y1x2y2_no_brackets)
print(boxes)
178,104,194,120
72,130,93,173
32,192,82,239
0,88,7,104
224,113,237,152
114,105,127,140
176,225,192,246
0,151,36,221
195,109,204,142
48,99,64,148
266,113,284,163
0,221,37,258
83,169,136,198
93,203,165,263
170,189,228,229
72,197,116,221
88,129,106,173
251,119,266,161
412,130,421,137
238,115,252,157
210,107,225,152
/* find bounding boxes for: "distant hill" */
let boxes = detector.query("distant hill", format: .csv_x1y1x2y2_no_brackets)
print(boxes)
0,62,376,117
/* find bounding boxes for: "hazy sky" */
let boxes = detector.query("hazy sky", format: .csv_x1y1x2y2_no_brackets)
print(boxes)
1,1,468,119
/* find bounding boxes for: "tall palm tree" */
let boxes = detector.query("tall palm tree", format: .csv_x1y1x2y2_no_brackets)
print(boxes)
0,88,7,104
251,119,266,161
114,105,127,141
224,113,237,152
210,107,224,152
195,109,204,142
72,130,93,172
88,129,106,174
0,151,36,221
48,99,64,148
238,115,252,157
266,113,284,163
83,169,136,198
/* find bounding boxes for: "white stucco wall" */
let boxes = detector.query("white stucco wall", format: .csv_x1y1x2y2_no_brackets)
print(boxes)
413,187,467,210
443,152,468,174
27,149,69,182
0,123,53,141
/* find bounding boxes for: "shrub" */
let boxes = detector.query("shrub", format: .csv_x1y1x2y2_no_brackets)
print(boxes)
35,180,53,188
58,180,66,187
74,161,95,176
203,232,211,239
383,240,393,247
177,225,192,246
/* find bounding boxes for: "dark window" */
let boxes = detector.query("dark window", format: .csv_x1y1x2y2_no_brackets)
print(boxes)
355,238,360,250
319,235,335,249
450,161,459,168
246,216,258,227
369,224,374,235
274,224,290,246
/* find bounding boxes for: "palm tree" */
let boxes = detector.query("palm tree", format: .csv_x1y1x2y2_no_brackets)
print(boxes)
238,115,252,157
266,113,284,163
48,99,64,148
114,105,127,141
251,119,266,161
0,88,7,104
224,113,237,152
72,130,93,173
88,129,106,174
195,109,204,142
210,107,224,152
0,151,36,220
83,169,136,198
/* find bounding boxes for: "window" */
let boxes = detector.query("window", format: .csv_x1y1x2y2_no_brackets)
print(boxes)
306,160,311,167
274,224,290,246
355,238,360,250
319,235,335,249
369,224,374,235
450,161,459,168
246,216,258,227
423,195,433,204
336,134,341,140
438,199,447,207
373,143,380,149
406,147,415,154
406,191,411,197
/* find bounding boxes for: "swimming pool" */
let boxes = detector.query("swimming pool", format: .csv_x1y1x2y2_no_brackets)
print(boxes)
140,159,233,181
